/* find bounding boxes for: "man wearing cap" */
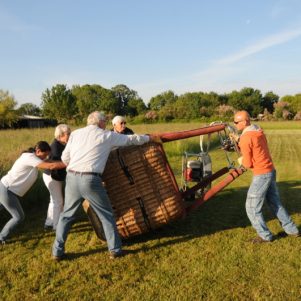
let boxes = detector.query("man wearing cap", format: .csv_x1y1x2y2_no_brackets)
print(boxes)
234,110,299,243
52,111,161,260
111,115,134,135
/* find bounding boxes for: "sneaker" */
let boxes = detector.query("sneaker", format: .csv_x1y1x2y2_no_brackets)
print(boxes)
52,254,66,262
44,225,54,231
288,232,300,237
250,236,273,244
109,250,125,260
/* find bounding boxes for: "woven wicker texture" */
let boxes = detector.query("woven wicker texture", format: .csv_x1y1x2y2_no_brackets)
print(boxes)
85,142,184,239
82,200,106,242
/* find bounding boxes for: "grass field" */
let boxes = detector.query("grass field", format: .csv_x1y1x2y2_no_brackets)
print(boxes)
0,121,301,300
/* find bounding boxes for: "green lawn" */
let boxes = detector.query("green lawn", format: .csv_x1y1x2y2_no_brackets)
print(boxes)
0,122,300,300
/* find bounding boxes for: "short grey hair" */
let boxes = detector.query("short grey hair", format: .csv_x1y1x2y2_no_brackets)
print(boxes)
112,115,126,126
54,124,71,139
87,111,106,125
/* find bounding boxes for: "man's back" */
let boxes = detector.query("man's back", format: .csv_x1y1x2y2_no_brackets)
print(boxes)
62,124,150,173
62,125,127,173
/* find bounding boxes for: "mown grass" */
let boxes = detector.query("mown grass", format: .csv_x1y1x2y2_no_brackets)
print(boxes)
0,121,301,300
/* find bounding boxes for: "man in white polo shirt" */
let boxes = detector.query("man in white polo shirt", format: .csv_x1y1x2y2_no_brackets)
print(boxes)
52,111,160,260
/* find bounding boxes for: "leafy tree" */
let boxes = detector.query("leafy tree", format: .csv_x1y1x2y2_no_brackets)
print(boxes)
174,92,203,119
217,93,229,106
201,92,224,108
41,84,77,122
144,110,159,122
72,84,118,120
111,84,140,115
198,92,222,117
172,92,222,119
148,90,178,111
127,98,147,117
261,108,274,121
227,87,262,117
0,90,18,127
273,101,291,119
293,111,301,120
18,103,41,116
158,104,176,121
261,92,279,113
281,94,301,115
215,105,236,119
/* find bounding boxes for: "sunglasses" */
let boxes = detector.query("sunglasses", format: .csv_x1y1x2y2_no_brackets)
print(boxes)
120,121,126,125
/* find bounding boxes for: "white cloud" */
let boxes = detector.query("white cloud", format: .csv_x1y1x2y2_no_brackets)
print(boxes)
15,25,301,105
183,27,301,93
217,28,301,65
135,26,301,101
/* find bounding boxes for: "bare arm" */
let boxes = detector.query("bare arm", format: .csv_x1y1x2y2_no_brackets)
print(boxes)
37,161,66,170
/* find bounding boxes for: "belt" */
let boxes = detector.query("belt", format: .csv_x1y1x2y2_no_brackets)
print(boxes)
68,169,102,177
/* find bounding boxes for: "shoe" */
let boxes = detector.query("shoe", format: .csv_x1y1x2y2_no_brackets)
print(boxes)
44,225,53,231
109,250,126,260
250,236,273,244
52,254,66,262
0,239,5,245
288,232,300,237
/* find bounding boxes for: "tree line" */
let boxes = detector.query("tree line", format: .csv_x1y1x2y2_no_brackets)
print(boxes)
1,84,301,127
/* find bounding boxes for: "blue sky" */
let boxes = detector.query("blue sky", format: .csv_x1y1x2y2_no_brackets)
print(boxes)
1,0,301,107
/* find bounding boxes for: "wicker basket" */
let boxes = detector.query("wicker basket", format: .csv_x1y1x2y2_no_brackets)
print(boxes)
83,142,184,239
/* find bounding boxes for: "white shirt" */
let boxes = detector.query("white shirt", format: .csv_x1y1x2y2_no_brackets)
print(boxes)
62,125,150,173
1,153,43,196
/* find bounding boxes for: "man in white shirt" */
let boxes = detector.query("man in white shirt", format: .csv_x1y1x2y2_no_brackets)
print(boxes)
52,111,160,260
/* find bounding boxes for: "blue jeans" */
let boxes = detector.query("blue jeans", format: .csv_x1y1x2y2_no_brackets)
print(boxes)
0,181,25,241
246,170,298,241
52,173,122,257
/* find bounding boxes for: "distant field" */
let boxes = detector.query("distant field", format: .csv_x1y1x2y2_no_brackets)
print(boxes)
0,121,300,300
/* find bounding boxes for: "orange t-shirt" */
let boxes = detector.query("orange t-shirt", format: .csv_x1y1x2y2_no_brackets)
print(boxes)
238,125,274,175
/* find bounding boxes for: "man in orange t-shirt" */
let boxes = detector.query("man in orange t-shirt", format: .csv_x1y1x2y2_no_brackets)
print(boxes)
234,110,299,243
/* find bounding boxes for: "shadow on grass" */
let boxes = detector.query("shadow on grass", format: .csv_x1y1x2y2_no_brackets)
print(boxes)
121,179,301,251
60,247,109,260
1,180,300,256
